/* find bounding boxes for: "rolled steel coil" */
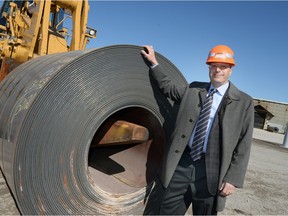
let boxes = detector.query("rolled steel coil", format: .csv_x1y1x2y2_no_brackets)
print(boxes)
0,45,187,214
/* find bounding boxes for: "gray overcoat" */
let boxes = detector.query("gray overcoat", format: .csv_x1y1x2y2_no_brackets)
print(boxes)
151,65,254,211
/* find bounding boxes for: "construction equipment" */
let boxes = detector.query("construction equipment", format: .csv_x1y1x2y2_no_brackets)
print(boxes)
0,0,96,80
0,0,187,214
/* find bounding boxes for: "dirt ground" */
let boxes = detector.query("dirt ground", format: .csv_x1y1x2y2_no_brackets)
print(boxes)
1,130,288,215
220,139,288,215
0,170,20,215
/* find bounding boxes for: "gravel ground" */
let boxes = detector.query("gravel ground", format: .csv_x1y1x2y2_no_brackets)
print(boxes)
0,170,20,215
0,129,287,215
220,139,288,215
220,129,287,215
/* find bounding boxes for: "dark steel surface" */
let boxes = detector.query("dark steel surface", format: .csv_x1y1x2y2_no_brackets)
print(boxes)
0,45,187,214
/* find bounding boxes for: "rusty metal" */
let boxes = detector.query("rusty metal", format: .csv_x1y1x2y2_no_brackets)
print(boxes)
97,120,149,146
0,58,21,81
0,45,187,214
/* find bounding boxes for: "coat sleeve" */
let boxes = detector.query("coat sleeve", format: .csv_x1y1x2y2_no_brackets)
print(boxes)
223,97,254,188
151,64,186,102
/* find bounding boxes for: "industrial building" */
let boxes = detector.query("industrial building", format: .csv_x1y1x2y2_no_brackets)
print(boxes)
254,98,288,133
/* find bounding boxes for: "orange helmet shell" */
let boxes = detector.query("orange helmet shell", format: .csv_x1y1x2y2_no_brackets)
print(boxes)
206,45,236,66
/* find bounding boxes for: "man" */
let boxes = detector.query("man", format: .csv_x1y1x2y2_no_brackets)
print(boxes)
141,45,254,215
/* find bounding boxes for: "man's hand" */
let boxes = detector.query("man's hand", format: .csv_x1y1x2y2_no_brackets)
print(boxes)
141,45,158,66
219,182,236,197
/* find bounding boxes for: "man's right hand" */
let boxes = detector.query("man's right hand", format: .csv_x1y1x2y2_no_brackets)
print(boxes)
141,45,159,66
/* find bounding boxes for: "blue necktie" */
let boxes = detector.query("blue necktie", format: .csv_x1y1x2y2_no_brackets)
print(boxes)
190,89,217,161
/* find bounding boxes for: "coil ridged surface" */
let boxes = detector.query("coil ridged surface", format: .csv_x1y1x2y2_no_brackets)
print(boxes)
0,45,187,214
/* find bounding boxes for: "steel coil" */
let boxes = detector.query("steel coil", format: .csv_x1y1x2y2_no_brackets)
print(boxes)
0,45,187,214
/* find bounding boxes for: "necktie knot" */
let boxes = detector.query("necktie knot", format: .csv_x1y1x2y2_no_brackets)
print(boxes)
209,88,217,96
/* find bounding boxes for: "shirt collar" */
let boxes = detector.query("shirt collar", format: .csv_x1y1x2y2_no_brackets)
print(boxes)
210,82,230,96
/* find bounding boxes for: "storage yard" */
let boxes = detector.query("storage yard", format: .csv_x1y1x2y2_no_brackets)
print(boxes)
0,1,287,215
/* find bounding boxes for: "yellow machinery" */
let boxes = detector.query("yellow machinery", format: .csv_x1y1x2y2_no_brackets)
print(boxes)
0,0,187,214
0,0,96,80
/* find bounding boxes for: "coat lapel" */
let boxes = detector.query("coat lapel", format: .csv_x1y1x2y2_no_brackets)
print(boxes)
198,86,210,107
218,82,240,119
219,82,241,129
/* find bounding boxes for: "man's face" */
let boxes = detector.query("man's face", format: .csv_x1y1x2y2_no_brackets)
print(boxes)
208,63,233,87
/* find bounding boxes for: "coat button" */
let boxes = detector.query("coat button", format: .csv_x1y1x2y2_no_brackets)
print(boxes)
175,150,179,153
181,134,186,138
189,119,193,122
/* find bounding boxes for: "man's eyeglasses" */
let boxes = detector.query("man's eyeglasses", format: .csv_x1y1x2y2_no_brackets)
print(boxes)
209,64,231,70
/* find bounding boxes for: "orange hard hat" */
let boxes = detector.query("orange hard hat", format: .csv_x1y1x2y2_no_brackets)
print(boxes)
206,45,236,66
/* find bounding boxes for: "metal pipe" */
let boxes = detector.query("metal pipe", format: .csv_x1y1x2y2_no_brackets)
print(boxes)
283,124,288,148
53,0,79,10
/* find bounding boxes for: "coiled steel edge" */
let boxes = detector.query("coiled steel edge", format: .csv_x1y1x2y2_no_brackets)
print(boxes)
0,45,187,214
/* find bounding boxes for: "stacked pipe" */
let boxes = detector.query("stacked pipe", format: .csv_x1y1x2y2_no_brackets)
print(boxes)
0,45,187,214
